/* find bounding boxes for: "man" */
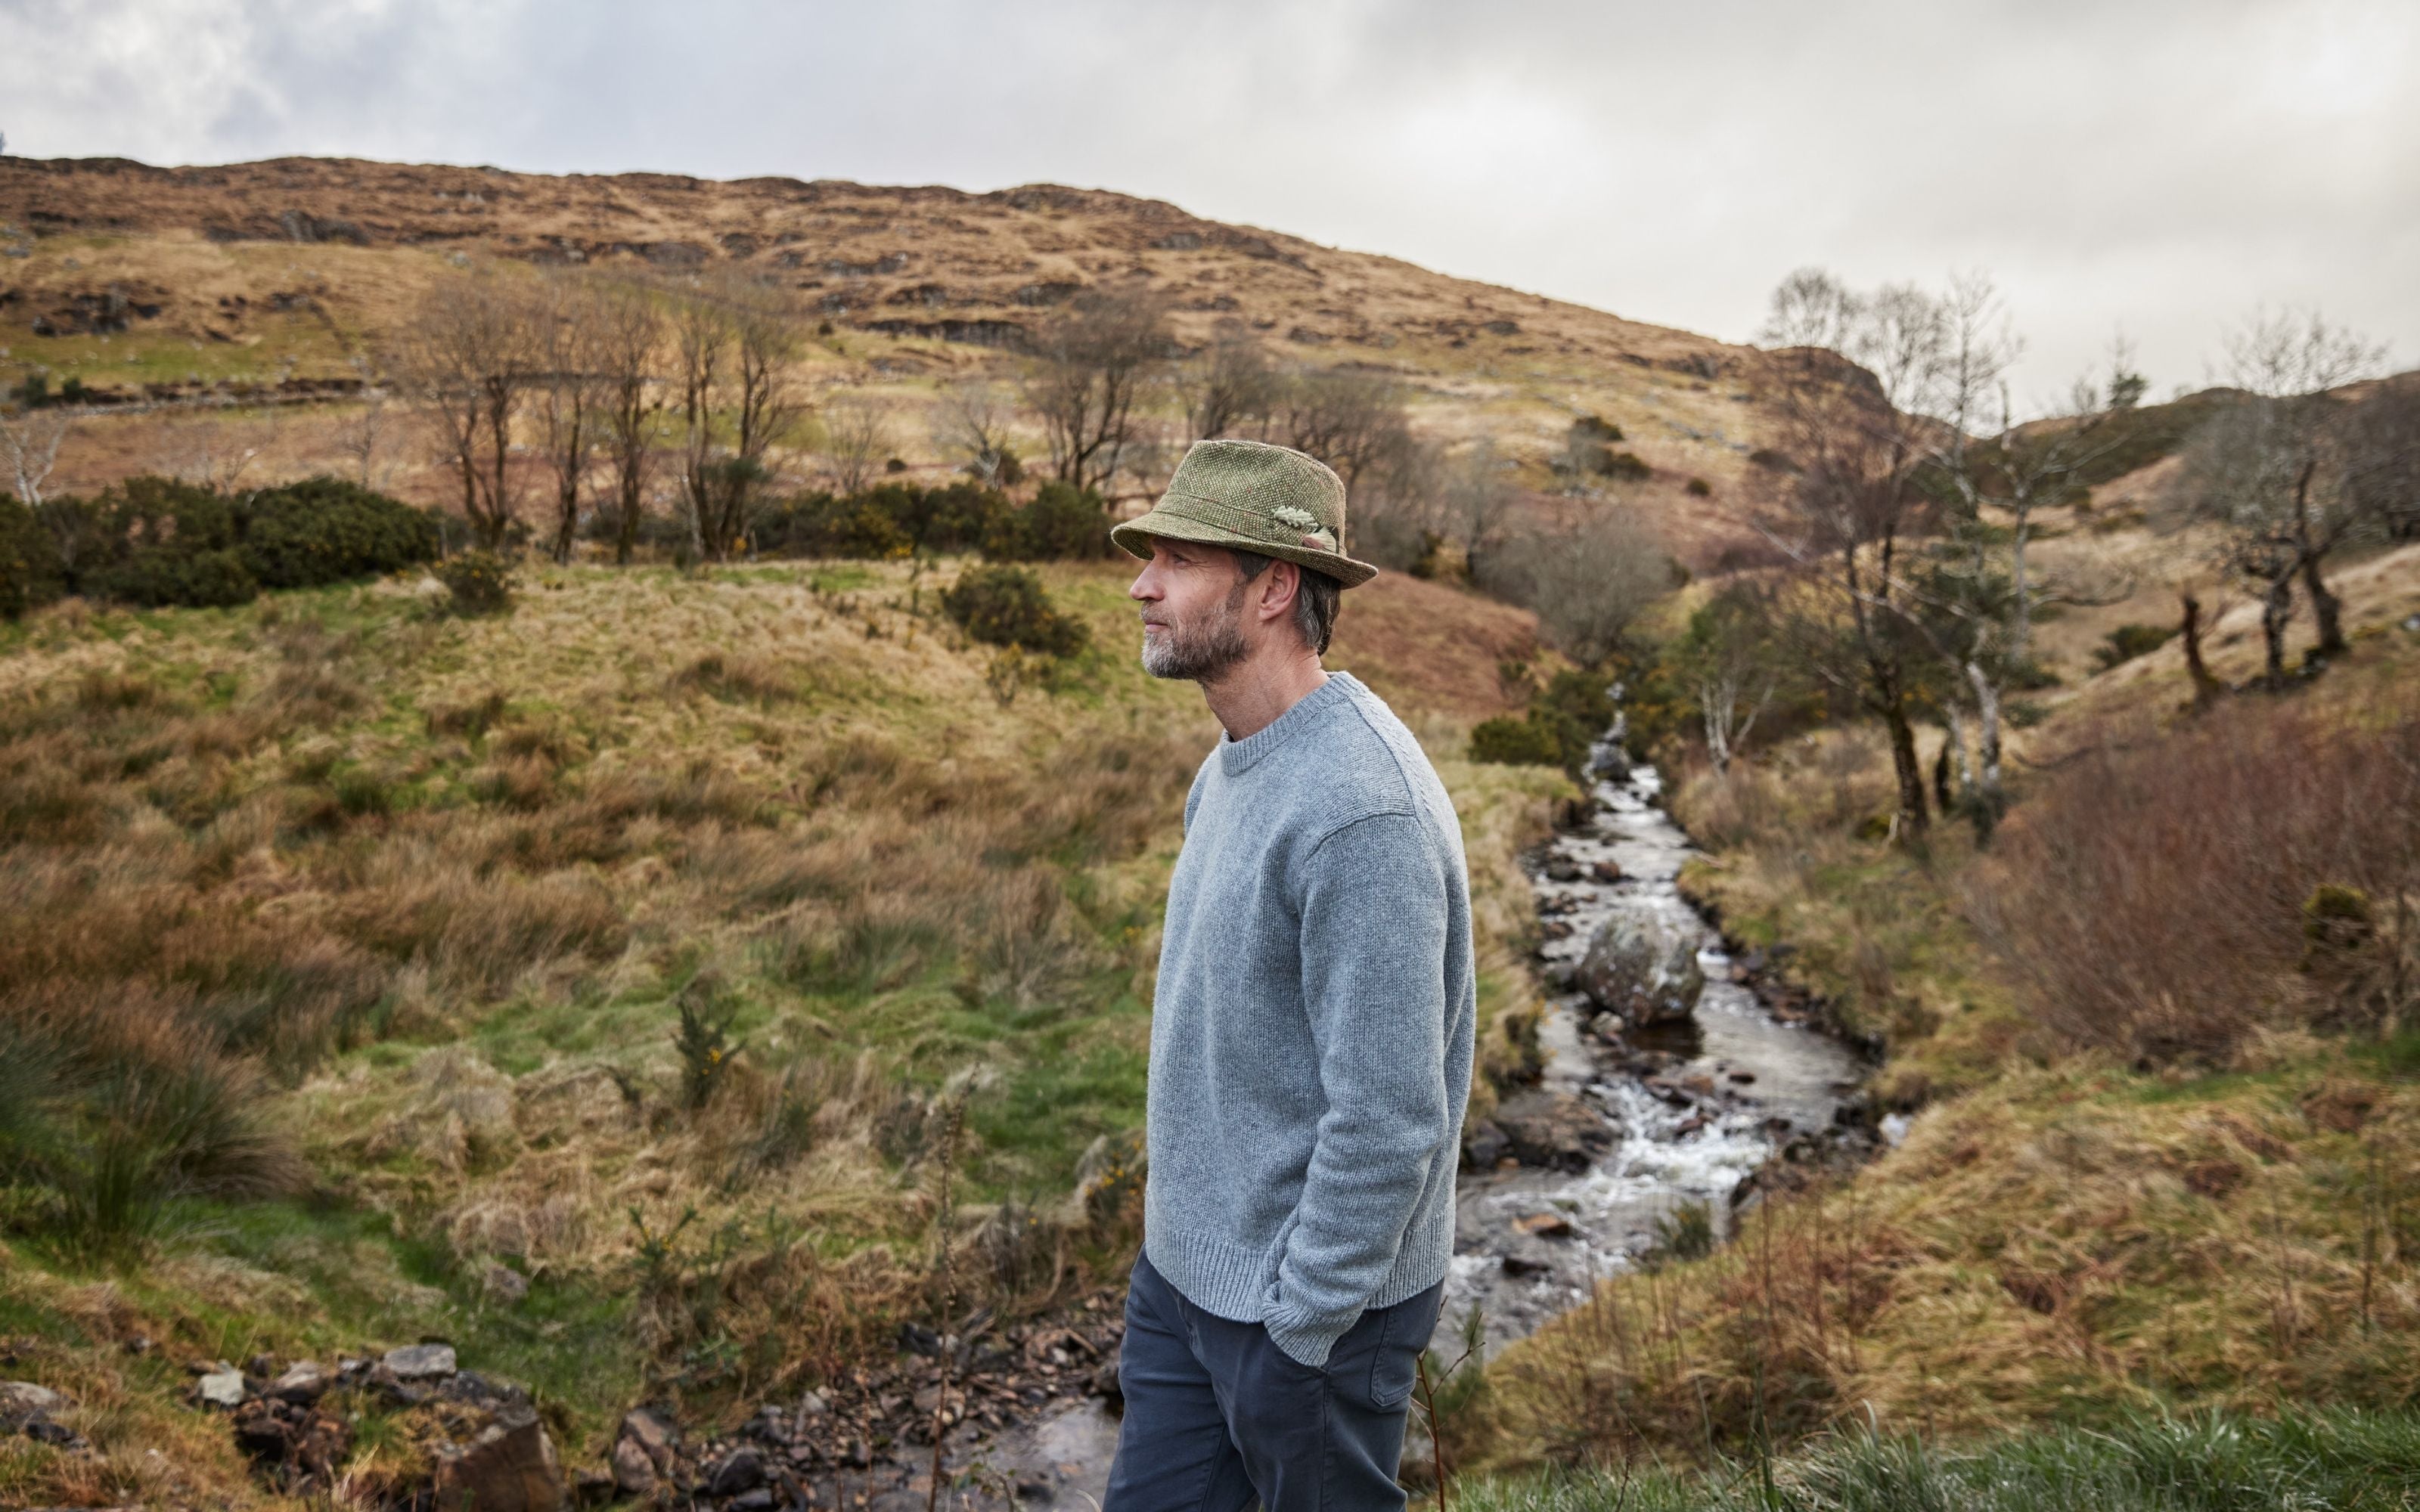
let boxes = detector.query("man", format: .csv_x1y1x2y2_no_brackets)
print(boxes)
1103,438,1476,1512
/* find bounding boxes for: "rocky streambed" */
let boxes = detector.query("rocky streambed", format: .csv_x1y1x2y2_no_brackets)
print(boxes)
1444,739,1873,1353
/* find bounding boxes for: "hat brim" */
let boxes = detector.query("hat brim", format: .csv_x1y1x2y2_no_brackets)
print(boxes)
1109,510,1380,589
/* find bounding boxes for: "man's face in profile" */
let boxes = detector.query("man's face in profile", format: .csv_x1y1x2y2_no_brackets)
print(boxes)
1131,539,1251,683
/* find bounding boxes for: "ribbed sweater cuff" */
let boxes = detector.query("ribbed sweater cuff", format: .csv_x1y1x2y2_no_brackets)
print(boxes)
1262,1299,1356,1369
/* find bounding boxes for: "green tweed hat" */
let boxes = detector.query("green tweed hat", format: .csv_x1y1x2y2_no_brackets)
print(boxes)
1109,438,1379,588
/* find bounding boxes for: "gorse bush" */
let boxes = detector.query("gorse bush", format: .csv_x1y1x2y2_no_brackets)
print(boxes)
941,564,1090,657
755,480,1112,562
1471,668,1618,777
435,549,515,615
0,495,64,618
237,476,443,588
2,473,440,616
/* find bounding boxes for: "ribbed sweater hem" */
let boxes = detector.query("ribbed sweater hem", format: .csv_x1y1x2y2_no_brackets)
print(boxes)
1143,1198,1457,1362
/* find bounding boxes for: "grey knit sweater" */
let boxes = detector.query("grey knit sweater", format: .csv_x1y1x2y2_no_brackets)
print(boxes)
1143,670,1475,1368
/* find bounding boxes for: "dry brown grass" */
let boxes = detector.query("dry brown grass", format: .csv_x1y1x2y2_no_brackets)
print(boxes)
1,553,1558,1499
1476,1039,2420,1472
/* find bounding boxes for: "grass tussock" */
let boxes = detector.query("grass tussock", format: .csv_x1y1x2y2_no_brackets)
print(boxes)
1457,1405,2420,1512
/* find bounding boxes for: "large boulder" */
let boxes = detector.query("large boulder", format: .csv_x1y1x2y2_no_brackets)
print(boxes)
1578,914,1705,1025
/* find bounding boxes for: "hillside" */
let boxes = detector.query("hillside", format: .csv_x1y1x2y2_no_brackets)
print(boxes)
0,552,1568,1509
0,155,1784,561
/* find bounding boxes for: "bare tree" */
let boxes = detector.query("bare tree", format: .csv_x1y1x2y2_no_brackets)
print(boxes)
821,390,893,497
672,278,802,559
1179,330,1282,442
671,285,728,559
1280,368,1416,493
932,377,1020,487
392,268,538,548
161,390,286,494
1753,267,1950,841
2177,309,2385,683
1923,306,2141,832
1,402,71,507
1021,289,1169,494
338,354,398,490
594,278,664,565
724,290,804,552
532,274,608,562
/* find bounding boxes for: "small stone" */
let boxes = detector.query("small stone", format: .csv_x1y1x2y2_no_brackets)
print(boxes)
1500,1254,1550,1278
731,1490,777,1512
271,1361,331,1405
24,1415,86,1449
610,1436,658,1495
198,1368,249,1408
1514,1212,1575,1239
797,1388,828,1417
483,1263,530,1304
1728,1070,1757,1084
1591,860,1624,883
0,1381,69,1418
621,1404,678,1464
383,1343,458,1382
1491,1089,1612,1172
710,1446,768,1496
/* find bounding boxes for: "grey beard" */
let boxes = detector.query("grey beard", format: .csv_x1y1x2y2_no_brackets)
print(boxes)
1140,596,1249,682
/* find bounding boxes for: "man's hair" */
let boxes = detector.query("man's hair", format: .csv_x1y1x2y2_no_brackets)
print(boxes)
1229,547,1342,655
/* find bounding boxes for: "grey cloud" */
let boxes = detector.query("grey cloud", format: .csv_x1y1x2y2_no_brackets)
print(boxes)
1,0,2412,401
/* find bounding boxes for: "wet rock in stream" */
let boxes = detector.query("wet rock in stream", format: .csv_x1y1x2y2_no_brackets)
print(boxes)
1578,912,1707,1026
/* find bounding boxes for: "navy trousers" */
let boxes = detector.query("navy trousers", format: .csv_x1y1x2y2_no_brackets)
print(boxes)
1105,1250,1444,1512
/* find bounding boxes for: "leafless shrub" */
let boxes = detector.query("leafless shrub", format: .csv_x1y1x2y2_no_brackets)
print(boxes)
821,391,895,497
1472,509,1670,665
1969,703,2420,1063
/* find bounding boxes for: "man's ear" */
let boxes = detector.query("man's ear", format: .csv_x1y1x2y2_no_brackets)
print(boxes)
1255,560,1301,627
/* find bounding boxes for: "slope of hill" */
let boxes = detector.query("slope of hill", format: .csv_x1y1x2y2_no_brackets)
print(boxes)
0,155,1784,560
0,553,1564,1509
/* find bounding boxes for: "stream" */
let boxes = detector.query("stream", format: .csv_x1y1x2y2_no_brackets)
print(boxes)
966,734,1869,1505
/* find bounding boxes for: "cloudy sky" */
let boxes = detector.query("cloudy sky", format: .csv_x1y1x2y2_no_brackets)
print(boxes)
4,0,2414,406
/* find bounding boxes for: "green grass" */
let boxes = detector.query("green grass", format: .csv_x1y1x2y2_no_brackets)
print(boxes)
1455,1407,2420,1512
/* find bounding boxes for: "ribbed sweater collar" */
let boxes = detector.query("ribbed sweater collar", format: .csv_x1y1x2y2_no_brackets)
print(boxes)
1216,670,1361,779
